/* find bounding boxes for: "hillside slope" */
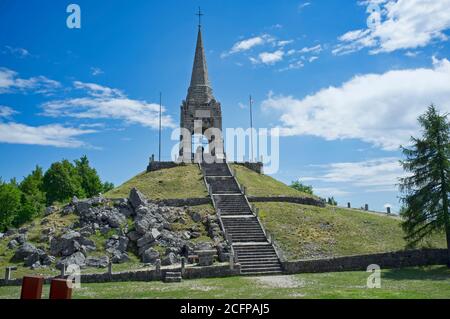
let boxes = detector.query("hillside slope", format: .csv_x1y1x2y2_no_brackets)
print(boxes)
106,164,208,200
106,164,316,200
231,164,317,198
257,202,447,260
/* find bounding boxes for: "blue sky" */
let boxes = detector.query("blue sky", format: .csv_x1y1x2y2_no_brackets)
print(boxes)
1,0,450,213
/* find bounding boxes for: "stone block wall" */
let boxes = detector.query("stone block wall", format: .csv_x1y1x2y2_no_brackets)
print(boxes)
147,161,185,173
248,196,326,208
0,264,241,287
234,162,264,174
151,198,211,207
282,249,448,274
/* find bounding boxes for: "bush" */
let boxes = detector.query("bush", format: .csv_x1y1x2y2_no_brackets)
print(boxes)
290,181,314,195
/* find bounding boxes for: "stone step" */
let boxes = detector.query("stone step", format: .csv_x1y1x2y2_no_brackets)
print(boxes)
240,265,282,271
164,272,182,283
238,260,281,266
238,257,279,263
240,270,283,276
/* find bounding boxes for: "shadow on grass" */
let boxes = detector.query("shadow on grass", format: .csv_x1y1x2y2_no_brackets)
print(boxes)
382,266,450,281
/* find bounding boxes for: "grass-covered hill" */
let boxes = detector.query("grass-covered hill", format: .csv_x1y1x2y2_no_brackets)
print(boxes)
103,164,446,260
257,203,446,260
2,164,445,279
105,164,316,200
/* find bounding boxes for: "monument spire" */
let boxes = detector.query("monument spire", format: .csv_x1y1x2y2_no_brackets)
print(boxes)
187,8,213,104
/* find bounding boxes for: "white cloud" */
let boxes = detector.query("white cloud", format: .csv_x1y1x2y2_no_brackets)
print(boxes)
298,2,311,12
299,44,323,54
334,0,450,55
223,34,275,57
262,57,450,150
277,40,294,47
41,81,175,129
0,122,95,148
303,158,405,193
0,106,18,118
309,56,319,63
91,67,104,76
251,50,285,65
3,46,31,58
314,187,350,197
0,67,60,94
73,81,124,98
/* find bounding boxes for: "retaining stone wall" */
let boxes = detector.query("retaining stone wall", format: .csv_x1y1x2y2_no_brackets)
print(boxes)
248,196,326,208
0,264,241,287
282,249,448,274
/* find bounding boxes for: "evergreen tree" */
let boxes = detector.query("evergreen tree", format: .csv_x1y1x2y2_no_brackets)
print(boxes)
327,197,338,206
43,160,85,204
102,181,115,193
399,105,450,266
0,179,22,231
74,155,104,197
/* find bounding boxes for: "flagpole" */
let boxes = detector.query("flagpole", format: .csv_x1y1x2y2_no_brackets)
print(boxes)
159,92,162,162
249,95,254,162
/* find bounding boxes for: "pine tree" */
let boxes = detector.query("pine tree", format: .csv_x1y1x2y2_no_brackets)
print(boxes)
399,105,450,266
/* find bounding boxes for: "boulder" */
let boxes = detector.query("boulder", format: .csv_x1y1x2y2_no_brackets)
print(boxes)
127,231,140,241
12,243,40,262
61,205,75,216
41,254,56,266
191,212,202,223
86,256,110,268
161,252,178,266
24,249,45,267
7,239,18,250
111,251,129,264
129,188,147,209
74,201,91,215
142,248,160,264
15,234,27,245
50,231,96,257
45,206,58,216
56,251,86,270
137,233,155,248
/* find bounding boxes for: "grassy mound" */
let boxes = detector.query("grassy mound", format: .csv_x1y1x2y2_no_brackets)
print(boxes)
105,164,208,200
230,164,317,198
257,202,447,260
106,164,316,201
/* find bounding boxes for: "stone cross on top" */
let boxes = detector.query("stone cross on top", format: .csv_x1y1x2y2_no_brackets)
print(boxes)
196,7,204,29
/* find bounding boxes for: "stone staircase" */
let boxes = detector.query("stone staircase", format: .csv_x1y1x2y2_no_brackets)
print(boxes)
164,271,182,283
201,161,283,275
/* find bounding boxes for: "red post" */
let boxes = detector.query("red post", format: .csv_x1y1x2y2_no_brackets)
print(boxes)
49,278,73,299
20,276,44,299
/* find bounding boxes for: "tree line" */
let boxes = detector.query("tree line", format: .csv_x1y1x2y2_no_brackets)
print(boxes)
0,156,113,232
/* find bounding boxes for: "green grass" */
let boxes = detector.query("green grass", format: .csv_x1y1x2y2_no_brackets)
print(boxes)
105,165,208,200
1,266,449,299
231,164,317,198
257,203,447,260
